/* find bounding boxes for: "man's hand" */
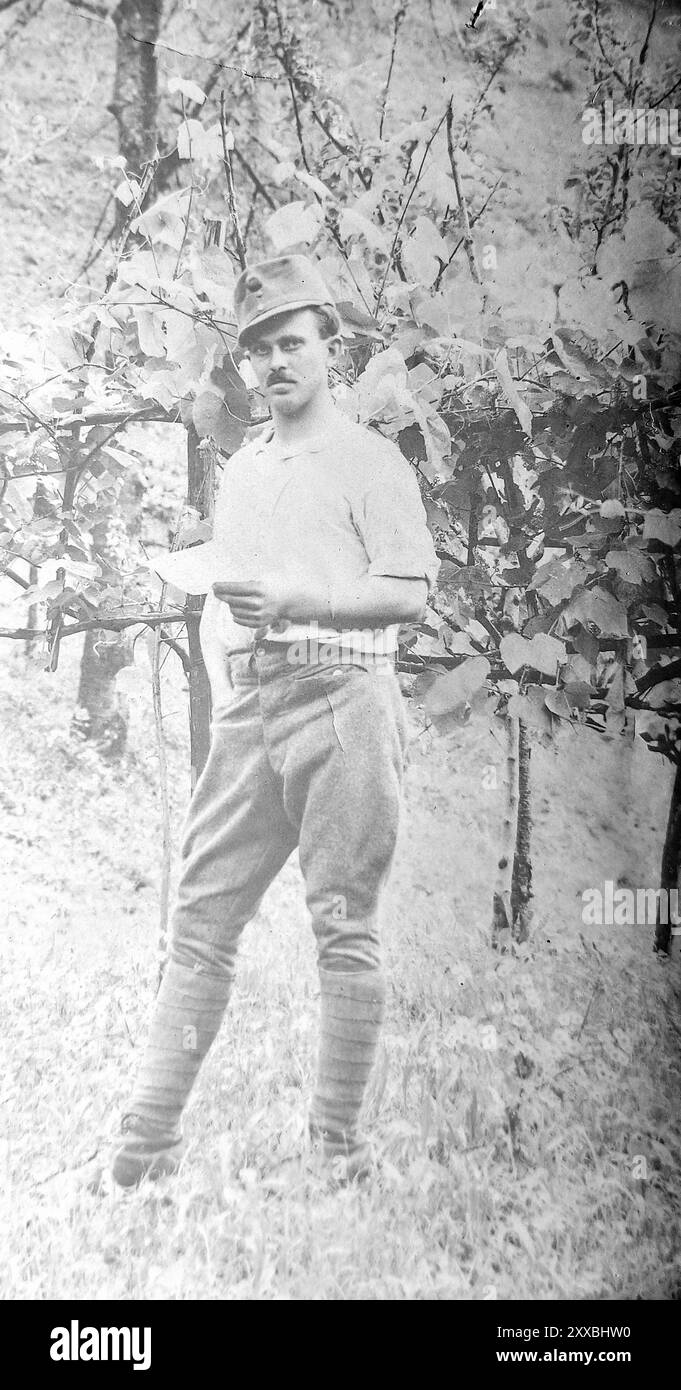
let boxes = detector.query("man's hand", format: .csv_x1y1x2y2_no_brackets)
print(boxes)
212,579,289,628
212,574,427,629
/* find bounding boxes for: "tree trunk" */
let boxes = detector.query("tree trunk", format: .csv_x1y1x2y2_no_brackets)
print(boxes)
492,713,520,949
25,480,52,653
73,626,133,759
109,0,161,228
73,0,161,754
511,718,533,942
492,715,533,948
23,564,39,654
186,426,216,790
655,760,681,958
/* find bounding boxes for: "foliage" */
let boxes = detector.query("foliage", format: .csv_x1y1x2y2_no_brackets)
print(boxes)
1,643,680,1300
1,0,679,765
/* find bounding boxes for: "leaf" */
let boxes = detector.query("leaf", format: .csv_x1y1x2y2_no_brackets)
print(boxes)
402,216,448,286
447,632,478,655
3,478,35,521
500,632,565,677
550,333,596,382
417,409,452,480
507,687,553,738
177,118,207,159
335,299,383,339
189,246,235,309
646,678,681,709
425,657,490,725
176,120,224,162
264,201,323,252
295,169,333,200
494,349,532,437
544,687,573,720
135,308,167,358
561,586,629,638
168,76,206,105
114,177,140,208
142,369,181,409
563,680,592,710
192,388,249,454
529,558,592,606
414,278,483,335
642,509,681,548
605,549,656,585
131,189,191,247
563,654,594,685
600,499,626,520
361,346,408,390
338,207,390,253
211,121,233,152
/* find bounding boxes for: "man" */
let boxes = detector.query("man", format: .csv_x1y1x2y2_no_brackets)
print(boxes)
112,254,439,1187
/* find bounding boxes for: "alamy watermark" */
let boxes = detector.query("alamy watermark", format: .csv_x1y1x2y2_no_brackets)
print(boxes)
284,620,397,672
50,1322,151,1371
582,880,681,928
582,99,681,146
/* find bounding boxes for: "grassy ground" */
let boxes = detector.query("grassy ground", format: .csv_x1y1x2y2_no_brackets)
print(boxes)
2,0,680,1304
1,636,680,1301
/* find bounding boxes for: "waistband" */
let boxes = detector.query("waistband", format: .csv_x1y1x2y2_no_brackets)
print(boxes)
236,638,396,674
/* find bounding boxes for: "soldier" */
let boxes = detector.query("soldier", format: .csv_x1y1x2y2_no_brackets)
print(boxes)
112,254,439,1187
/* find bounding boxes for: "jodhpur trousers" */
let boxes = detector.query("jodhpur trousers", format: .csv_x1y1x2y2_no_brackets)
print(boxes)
169,643,409,977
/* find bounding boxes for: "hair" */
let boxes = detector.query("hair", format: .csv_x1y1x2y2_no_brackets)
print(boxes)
310,304,341,340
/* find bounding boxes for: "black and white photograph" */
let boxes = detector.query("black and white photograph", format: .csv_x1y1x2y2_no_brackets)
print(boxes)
1,0,680,1319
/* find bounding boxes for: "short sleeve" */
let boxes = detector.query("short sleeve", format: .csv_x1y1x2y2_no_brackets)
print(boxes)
357,438,440,590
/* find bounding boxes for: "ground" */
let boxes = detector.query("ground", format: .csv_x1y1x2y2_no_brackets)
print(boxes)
1,635,680,1301
1,0,680,1304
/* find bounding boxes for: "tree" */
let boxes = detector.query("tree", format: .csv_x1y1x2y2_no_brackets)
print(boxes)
73,0,163,756
1,0,679,944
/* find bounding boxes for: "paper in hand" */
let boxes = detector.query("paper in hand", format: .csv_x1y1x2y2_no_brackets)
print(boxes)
147,541,232,595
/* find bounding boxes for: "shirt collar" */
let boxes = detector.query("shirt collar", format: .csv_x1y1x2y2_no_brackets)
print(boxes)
250,418,351,460
253,435,329,461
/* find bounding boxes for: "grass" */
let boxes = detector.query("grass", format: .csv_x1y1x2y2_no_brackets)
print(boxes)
1,637,680,1301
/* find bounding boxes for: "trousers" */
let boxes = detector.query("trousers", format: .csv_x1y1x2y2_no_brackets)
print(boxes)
169,643,409,977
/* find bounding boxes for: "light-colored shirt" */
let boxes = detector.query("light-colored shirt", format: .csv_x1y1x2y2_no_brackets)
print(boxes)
199,412,440,667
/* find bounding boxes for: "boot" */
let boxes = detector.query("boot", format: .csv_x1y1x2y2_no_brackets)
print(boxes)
112,960,231,1187
309,968,385,1181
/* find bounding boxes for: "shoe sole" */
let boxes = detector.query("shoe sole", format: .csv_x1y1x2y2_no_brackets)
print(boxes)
111,1145,184,1189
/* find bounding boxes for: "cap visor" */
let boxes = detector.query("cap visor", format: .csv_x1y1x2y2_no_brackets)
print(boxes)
148,541,230,595
238,298,336,345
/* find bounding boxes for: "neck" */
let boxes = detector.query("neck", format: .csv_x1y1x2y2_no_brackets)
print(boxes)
270,389,338,446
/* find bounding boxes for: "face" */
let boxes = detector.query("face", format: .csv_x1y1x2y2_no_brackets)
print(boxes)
245,308,340,417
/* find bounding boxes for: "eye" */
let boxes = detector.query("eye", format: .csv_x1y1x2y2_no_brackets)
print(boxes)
251,343,269,359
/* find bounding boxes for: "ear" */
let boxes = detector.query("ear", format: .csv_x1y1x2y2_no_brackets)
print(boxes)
325,335,342,365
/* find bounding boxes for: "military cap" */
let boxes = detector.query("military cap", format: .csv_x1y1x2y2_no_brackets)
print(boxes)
234,254,338,345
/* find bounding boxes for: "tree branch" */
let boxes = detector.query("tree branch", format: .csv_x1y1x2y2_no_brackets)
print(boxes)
593,0,628,92
219,92,247,270
374,106,449,316
0,611,187,641
638,0,658,69
234,146,276,209
379,2,408,140
69,6,280,82
634,657,681,699
159,630,190,674
458,33,521,150
445,99,481,285
435,177,500,289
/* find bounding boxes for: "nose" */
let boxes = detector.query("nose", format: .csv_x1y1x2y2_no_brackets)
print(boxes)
269,345,287,369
